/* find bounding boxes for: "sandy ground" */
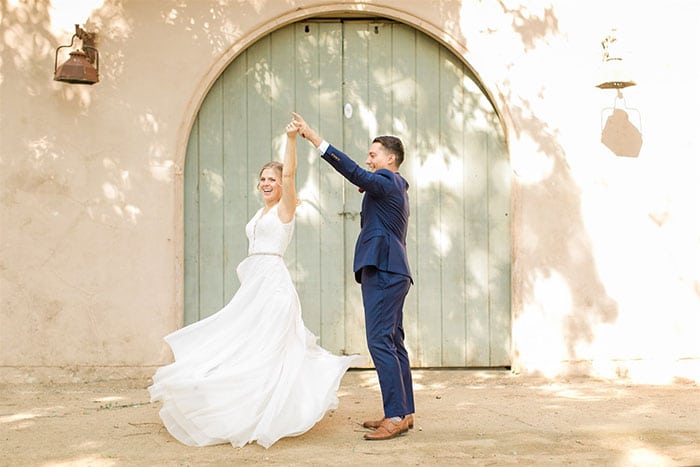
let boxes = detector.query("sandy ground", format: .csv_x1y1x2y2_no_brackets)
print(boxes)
1,370,699,466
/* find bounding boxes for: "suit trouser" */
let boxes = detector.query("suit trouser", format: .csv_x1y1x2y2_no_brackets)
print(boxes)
360,266,415,418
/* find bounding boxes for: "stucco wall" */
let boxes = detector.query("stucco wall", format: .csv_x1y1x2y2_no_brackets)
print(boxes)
1,0,698,383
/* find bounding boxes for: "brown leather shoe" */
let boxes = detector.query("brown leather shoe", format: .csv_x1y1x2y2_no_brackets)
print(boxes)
363,417,410,441
363,414,414,430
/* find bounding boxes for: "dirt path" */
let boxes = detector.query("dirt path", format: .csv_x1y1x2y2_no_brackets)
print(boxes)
1,370,699,466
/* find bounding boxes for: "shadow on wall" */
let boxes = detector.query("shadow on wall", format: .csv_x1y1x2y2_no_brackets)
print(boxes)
0,1,189,367
512,94,619,358
1,1,145,226
494,4,620,362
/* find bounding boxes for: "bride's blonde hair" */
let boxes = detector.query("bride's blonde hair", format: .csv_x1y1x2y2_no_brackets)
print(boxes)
258,161,283,180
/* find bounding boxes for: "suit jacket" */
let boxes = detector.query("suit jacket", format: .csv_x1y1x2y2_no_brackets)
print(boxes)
321,144,412,284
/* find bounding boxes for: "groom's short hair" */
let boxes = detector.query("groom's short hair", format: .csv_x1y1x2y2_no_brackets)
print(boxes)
373,136,405,167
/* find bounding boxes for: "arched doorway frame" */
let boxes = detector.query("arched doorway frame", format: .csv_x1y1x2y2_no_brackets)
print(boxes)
171,3,515,360
173,5,510,168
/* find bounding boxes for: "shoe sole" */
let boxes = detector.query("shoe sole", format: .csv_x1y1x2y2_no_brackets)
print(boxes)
363,429,408,441
363,419,414,430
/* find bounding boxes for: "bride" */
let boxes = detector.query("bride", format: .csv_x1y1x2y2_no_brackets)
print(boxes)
149,116,359,448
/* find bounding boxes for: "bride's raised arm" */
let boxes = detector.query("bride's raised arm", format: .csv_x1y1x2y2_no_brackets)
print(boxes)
277,118,298,224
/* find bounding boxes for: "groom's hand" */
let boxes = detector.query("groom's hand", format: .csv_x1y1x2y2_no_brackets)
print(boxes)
291,112,322,148
291,112,308,138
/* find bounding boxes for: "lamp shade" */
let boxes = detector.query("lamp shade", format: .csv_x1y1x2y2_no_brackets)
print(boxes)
54,49,99,85
596,57,635,89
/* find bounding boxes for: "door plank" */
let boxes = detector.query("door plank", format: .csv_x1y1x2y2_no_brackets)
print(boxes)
184,117,200,325
488,131,511,365
439,48,468,366
197,78,225,318
222,54,250,302
368,21,393,134
391,23,419,364
342,22,372,365
246,37,273,215
315,22,347,354
464,127,490,365
287,22,321,336
414,32,443,366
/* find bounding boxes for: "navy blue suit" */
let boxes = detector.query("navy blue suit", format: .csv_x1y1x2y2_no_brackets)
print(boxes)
321,144,415,419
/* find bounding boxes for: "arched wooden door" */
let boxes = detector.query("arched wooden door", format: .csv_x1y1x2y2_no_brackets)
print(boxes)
184,20,511,367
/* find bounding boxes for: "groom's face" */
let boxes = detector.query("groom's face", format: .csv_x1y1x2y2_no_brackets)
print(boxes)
365,142,395,172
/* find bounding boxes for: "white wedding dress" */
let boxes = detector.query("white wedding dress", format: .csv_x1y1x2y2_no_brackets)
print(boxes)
149,204,359,448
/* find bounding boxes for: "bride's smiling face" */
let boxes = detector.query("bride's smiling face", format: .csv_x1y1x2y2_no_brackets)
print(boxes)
259,167,282,203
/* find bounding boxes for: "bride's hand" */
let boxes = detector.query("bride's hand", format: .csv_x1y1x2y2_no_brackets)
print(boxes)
285,120,297,138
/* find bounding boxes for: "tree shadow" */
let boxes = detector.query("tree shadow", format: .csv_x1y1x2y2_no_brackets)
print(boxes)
507,91,619,359
1,1,183,369
497,0,560,50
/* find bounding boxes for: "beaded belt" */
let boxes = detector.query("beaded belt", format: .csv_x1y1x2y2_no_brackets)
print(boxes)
248,252,283,258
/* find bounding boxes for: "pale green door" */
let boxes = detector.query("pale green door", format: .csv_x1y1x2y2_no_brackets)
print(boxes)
184,20,510,367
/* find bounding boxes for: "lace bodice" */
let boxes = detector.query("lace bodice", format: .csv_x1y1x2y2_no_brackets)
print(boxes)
245,204,294,256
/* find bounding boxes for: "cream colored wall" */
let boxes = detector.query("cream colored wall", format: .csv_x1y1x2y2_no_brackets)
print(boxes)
1,0,698,383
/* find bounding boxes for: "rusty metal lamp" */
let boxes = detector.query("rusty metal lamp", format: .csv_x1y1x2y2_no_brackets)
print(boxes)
54,25,99,85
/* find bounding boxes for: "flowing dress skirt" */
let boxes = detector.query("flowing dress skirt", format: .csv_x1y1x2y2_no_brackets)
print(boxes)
148,254,359,448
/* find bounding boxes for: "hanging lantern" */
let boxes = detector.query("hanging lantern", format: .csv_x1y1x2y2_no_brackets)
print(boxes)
596,29,635,89
54,25,99,85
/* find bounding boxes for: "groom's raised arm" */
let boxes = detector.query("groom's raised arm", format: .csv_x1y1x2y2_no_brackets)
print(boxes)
292,112,392,194
292,112,323,149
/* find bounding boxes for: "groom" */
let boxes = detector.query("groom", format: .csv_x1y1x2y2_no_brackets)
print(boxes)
292,113,415,441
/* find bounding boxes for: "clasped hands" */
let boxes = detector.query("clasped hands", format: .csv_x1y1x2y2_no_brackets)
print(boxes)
285,112,320,147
